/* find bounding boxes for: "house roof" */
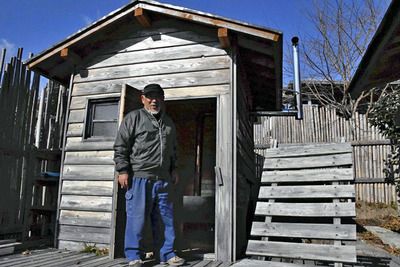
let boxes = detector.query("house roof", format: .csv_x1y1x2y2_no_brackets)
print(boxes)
348,0,400,97
25,0,283,110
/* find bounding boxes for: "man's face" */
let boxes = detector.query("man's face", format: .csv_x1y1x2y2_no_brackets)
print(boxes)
141,92,164,114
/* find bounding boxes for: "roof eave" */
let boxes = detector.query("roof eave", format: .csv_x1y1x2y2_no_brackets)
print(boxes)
348,0,400,97
25,0,282,70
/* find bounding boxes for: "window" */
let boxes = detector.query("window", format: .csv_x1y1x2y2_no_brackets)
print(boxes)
85,98,119,139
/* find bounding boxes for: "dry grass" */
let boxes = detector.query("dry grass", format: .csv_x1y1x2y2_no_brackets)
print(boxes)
357,231,400,256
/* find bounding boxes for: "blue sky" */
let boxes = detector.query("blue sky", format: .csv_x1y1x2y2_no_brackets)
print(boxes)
0,0,390,86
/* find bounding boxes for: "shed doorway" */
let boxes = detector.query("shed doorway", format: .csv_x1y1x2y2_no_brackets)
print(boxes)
167,98,216,256
114,97,217,259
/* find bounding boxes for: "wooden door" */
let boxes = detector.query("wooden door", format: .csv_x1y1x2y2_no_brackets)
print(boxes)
112,84,143,258
119,84,143,121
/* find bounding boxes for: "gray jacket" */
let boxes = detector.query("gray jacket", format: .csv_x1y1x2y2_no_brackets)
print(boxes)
113,108,178,178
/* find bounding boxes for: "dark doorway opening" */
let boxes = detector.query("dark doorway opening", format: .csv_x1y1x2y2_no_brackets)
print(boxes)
167,98,217,255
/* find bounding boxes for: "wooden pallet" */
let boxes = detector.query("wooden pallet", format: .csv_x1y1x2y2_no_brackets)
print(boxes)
246,142,357,266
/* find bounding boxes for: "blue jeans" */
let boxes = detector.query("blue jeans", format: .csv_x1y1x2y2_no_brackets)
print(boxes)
124,177,176,262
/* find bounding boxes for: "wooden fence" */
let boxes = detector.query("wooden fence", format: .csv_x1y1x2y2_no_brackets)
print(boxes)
0,48,67,247
254,105,399,205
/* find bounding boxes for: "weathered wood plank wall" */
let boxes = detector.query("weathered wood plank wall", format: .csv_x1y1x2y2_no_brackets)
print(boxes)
0,48,66,246
234,56,258,259
253,105,398,205
59,18,231,253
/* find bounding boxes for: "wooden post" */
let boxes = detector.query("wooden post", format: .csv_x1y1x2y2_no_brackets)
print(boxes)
0,48,5,85
35,85,46,148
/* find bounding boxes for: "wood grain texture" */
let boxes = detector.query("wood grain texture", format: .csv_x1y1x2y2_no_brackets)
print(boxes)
59,195,112,212
70,93,120,110
65,137,114,151
261,168,353,183
255,202,356,217
59,210,112,227
264,153,352,170
72,69,230,97
258,184,355,199
85,42,226,70
62,164,115,180
58,225,111,244
251,222,356,240
75,57,230,83
233,259,303,267
247,240,357,263
58,240,108,252
66,123,84,137
64,150,114,165
98,27,217,55
61,180,114,196
265,142,352,158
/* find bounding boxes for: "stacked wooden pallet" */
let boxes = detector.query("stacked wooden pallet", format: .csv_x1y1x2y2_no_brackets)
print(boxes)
245,142,357,266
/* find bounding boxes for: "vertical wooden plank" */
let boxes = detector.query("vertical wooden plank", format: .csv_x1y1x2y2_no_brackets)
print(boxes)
55,72,74,247
321,106,326,142
306,105,311,143
327,107,331,142
333,179,343,267
302,106,306,142
311,106,317,142
216,93,233,262
300,109,305,143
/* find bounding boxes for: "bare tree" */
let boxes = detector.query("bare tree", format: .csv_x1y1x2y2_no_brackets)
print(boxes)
298,0,387,117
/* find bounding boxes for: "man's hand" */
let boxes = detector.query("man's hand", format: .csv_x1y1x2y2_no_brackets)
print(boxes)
171,169,179,185
118,173,129,188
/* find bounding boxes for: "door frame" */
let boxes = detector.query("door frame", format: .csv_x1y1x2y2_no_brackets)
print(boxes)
110,90,235,262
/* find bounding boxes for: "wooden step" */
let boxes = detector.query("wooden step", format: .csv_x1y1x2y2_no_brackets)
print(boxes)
251,222,356,240
0,239,22,256
247,240,357,264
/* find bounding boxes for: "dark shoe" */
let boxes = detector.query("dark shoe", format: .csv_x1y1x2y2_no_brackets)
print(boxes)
128,259,143,266
161,256,185,266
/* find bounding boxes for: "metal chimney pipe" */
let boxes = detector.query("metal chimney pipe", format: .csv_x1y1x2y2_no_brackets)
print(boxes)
292,36,303,120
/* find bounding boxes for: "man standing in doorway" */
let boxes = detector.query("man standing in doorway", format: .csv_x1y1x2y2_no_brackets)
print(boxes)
113,84,184,267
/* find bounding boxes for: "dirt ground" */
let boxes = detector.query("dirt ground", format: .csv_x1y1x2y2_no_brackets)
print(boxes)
355,202,399,229
355,201,400,256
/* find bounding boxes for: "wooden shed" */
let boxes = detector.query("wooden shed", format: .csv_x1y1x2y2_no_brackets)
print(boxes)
25,0,283,262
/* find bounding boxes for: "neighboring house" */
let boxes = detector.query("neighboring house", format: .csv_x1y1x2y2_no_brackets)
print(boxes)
25,0,283,262
348,0,400,125
348,0,400,97
284,80,346,107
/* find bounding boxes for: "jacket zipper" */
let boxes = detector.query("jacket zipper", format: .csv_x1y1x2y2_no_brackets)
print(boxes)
159,126,163,167
153,115,163,168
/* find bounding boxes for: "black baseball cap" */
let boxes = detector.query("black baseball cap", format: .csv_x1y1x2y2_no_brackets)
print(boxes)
143,83,164,96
